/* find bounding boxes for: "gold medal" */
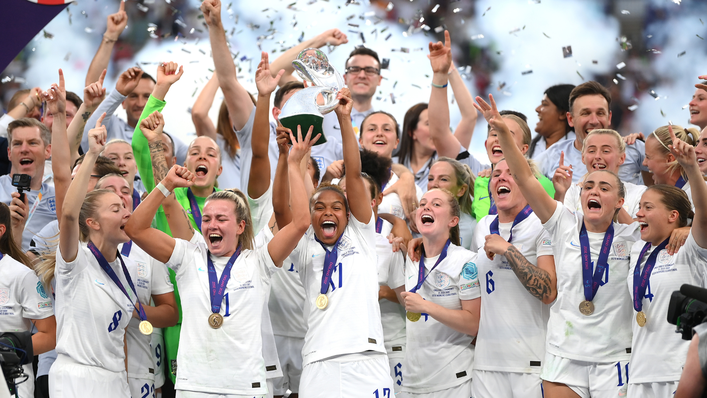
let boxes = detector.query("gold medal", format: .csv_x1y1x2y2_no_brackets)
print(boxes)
139,320,153,335
406,311,421,322
636,311,647,327
208,313,224,329
579,300,594,316
316,294,328,310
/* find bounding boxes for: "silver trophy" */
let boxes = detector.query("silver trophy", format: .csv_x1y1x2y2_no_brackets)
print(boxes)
279,48,345,145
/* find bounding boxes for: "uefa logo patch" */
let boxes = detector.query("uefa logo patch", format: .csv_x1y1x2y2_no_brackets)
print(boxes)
461,262,477,281
36,282,48,299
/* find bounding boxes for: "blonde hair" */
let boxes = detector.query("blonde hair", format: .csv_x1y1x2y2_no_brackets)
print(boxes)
502,114,532,146
433,157,475,216
648,124,699,180
206,189,254,251
582,129,626,154
582,170,625,222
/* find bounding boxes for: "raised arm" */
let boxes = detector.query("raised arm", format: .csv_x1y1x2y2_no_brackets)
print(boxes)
59,114,107,262
670,126,707,248
427,31,462,159
201,0,255,130
44,70,68,221
267,127,316,266
336,88,371,222
85,0,127,86
4,88,42,124
474,94,556,223
249,52,284,198
69,69,107,165
449,62,478,149
192,73,219,140
269,29,348,86
272,127,292,228
384,164,419,220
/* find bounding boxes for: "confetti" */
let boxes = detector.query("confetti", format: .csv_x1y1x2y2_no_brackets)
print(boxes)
1,76,12,84
649,90,659,99
562,46,573,58
628,104,638,111
543,32,551,38
701,18,704,25
678,51,686,57
453,8,462,13
682,105,689,109
648,49,662,54
660,109,666,117
381,58,390,69
434,26,444,33
613,79,618,85
618,36,632,51
181,48,192,54
621,10,630,15
615,62,625,69
386,2,394,11
521,70,533,75
509,27,521,35
672,0,681,4
385,33,392,41
64,52,71,61
471,34,484,40
482,7,491,16
175,19,187,28
576,71,584,80
497,82,506,90
592,60,598,64
390,93,396,104
85,27,93,33
43,30,54,39
529,0,541,3
698,34,705,40
136,3,149,12
431,4,440,13
616,73,626,80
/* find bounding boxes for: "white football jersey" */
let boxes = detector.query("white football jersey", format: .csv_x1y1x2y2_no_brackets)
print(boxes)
375,232,406,352
123,243,174,383
471,213,553,373
166,232,277,395
564,181,646,218
543,201,640,362
459,211,477,250
248,184,273,237
628,234,707,384
397,244,480,393
268,253,307,339
54,243,133,373
291,213,386,366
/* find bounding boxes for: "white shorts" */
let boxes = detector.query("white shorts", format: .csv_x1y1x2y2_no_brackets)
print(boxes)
387,347,405,393
398,379,472,398
299,353,394,398
540,353,630,398
151,329,166,388
471,370,542,398
15,363,34,398
627,381,679,398
272,335,304,395
129,377,155,398
176,392,265,398
49,354,130,398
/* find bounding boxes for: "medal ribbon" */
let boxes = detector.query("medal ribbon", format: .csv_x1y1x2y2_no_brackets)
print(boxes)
88,241,147,322
206,245,241,314
675,176,687,189
315,233,344,295
186,188,203,232
632,238,669,312
488,183,497,215
206,245,242,315
579,221,614,302
132,188,141,211
121,240,133,257
410,239,451,293
376,217,383,234
489,205,533,243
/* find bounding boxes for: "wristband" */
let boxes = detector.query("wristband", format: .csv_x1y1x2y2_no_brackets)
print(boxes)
19,102,31,112
103,35,118,44
156,182,171,198
431,82,448,89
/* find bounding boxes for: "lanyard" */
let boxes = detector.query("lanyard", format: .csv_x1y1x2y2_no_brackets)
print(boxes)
315,233,344,295
186,188,215,232
489,205,533,243
579,221,614,302
376,217,383,234
121,241,133,257
488,183,497,215
88,241,147,322
25,185,44,226
632,238,669,312
675,176,687,189
206,246,242,314
132,188,141,211
410,239,451,293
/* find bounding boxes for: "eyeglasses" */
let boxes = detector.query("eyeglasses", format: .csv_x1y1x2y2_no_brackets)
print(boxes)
346,66,380,76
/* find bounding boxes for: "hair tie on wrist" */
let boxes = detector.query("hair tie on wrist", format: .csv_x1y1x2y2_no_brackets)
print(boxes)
431,82,448,89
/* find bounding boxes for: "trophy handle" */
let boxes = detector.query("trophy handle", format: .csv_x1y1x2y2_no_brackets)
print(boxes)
317,87,340,115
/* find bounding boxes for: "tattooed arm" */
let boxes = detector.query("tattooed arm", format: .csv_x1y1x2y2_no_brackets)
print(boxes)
70,70,107,165
484,234,557,304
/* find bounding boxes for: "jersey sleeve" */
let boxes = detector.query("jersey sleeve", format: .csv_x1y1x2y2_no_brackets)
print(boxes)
681,233,707,284
256,240,280,282
458,251,481,301
472,177,490,221
19,267,53,319
388,251,406,290
166,233,201,274
235,105,257,191
150,259,174,296
535,228,554,257
56,242,88,275
291,230,311,275
542,200,575,240
248,184,274,235
349,208,376,252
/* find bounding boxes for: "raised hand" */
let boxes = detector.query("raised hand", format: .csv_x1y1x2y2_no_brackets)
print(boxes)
406,237,423,262
324,160,344,180
200,0,222,27
473,94,510,136
105,0,128,41
88,113,108,155
275,126,292,155
43,69,66,117
334,87,353,118
668,125,697,169
255,52,285,96
9,191,28,232
428,30,452,75
484,234,511,261
139,111,165,142
696,75,707,92
156,62,184,87
552,151,573,195
84,69,107,109
163,165,195,191
314,29,348,47
116,67,144,96
288,125,321,165
623,132,644,146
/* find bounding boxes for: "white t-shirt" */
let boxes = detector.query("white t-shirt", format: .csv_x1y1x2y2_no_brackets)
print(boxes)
290,212,386,366
542,201,640,362
215,134,241,191
459,211,477,250
0,175,57,251
247,184,273,236
0,254,54,398
471,214,553,373
390,244,480,393
564,181,646,218
54,242,133,373
123,243,174,382
375,231,406,352
166,232,277,395
627,234,707,384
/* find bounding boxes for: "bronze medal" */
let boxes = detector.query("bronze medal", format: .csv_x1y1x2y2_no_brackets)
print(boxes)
636,311,647,327
139,320,153,335
208,313,224,329
579,300,594,316
406,311,421,322
316,294,329,310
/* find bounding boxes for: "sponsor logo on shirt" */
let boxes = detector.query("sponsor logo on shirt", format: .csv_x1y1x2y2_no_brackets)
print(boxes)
0,288,9,305
461,262,478,281
36,282,48,299
542,238,552,246
569,240,581,248
94,279,105,286
37,301,52,309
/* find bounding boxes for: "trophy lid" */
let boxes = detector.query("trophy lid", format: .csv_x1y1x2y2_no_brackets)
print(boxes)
292,48,344,90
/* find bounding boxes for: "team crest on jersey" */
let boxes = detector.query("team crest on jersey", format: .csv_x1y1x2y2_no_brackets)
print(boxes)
657,249,672,265
36,282,48,299
231,265,250,283
612,242,628,258
0,288,8,305
48,197,56,212
461,262,477,281
337,235,359,259
434,272,451,289
137,263,148,278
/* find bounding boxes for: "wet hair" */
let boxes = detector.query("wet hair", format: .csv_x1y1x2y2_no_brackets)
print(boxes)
421,188,461,246
274,81,304,109
345,46,381,69
486,110,528,133
645,185,694,228
528,84,575,158
648,124,699,180
78,190,117,241
569,81,611,114
102,138,132,155
310,183,350,215
8,117,51,146
432,157,475,217
397,103,429,166
0,203,32,268
361,111,400,140
308,156,321,183
206,189,255,251
217,100,241,158
95,173,129,190
360,148,392,193
582,129,626,154
73,155,121,177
